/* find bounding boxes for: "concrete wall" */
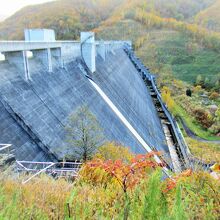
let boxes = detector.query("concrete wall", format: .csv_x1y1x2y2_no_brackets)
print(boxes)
94,49,169,155
0,47,170,163
0,41,62,52
0,39,129,76
61,42,81,65
25,29,56,42
0,41,81,77
32,49,52,72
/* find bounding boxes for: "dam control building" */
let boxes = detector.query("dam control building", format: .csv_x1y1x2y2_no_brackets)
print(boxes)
0,29,190,172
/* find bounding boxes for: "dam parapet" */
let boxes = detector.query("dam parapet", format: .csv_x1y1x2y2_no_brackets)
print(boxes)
0,30,131,79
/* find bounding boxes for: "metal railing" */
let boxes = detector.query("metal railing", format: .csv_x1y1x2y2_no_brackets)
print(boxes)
0,144,12,153
123,44,192,169
16,160,82,184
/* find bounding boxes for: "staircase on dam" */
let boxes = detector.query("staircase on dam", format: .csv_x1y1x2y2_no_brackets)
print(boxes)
0,30,191,173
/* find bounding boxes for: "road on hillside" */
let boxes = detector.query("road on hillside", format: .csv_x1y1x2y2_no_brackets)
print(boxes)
178,117,220,144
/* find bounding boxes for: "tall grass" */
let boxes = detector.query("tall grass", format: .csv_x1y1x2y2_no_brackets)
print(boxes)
0,169,219,219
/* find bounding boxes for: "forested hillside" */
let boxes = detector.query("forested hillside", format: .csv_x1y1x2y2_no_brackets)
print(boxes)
0,0,216,40
138,0,215,20
0,0,125,40
195,0,220,32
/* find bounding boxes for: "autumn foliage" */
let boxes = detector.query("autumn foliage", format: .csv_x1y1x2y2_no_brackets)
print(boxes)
82,152,165,193
1,154,220,219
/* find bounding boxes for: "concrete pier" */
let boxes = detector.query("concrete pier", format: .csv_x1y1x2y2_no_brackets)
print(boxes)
51,48,63,68
81,32,96,73
4,51,30,80
97,40,106,61
32,49,52,72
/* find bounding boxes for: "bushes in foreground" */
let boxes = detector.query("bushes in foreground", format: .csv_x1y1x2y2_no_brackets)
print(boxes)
0,152,220,219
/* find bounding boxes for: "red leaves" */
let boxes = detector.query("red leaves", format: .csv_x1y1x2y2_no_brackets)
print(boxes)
163,169,193,193
85,152,165,193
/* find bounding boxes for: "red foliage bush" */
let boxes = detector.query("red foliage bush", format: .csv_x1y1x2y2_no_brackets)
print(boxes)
83,152,165,193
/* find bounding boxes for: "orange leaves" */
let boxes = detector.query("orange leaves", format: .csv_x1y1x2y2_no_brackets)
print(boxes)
83,152,165,193
164,179,177,193
163,169,193,193
210,163,220,173
181,169,193,177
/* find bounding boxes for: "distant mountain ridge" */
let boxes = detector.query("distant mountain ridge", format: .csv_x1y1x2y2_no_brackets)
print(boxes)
0,0,125,40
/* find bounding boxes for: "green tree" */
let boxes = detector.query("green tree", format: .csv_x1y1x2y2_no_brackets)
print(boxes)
93,142,134,162
66,105,104,161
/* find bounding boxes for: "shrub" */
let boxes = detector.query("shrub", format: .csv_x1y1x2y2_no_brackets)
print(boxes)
93,142,134,162
1,166,220,219
161,86,176,113
193,108,213,128
186,88,192,97
209,122,220,135
209,92,219,100
80,153,164,192
193,85,202,93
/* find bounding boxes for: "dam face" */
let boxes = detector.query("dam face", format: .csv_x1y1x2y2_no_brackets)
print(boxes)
0,31,175,167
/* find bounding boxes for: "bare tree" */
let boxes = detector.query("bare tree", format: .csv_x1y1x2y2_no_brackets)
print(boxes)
66,105,104,161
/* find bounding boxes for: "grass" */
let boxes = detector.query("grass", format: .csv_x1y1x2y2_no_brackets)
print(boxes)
0,167,220,219
175,104,220,141
137,30,220,84
185,137,220,163
178,116,220,163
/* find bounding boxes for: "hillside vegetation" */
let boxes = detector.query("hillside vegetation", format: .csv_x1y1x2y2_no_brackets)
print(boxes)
0,0,125,40
195,0,220,32
0,0,216,40
1,145,220,219
1,2,220,219
96,5,220,162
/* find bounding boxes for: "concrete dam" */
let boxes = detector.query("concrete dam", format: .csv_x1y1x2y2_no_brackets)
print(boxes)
0,30,190,172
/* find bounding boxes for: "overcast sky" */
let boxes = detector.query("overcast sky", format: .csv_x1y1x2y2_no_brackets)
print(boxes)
0,0,55,17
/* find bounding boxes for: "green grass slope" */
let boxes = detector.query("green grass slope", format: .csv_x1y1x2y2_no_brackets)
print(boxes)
137,30,220,84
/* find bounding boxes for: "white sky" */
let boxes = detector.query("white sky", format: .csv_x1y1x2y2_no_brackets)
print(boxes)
0,0,55,17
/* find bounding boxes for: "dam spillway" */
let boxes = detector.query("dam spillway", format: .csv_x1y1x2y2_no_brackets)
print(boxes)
0,31,189,171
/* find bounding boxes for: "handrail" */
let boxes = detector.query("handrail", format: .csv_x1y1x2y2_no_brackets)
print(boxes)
22,163,55,184
150,76,190,162
0,144,12,152
123,45,191,168
16,160,82,184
